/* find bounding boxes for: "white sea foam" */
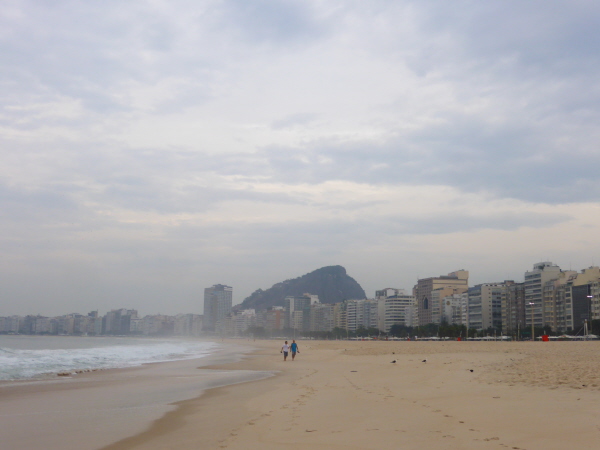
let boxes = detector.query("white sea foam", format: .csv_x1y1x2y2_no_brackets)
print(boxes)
0,337,218,380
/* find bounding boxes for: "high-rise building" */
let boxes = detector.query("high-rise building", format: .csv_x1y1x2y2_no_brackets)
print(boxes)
346,299,379,332
383,293,416,331
542,271,577,332
102,309,137,335
466,283,503,331
333,302,347,331
203,284,233,331
564,267,600,333
231,309,256,336
284,294,318,331
174,314,203,336
524,262,562,329
309,303,335,332
438,292,467,327
501,281,525,335
413,270,469,326
264,306,285,332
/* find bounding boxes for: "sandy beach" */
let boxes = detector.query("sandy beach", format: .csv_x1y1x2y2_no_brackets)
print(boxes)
102,339,600,450
4,339,600,449
0,342,271,450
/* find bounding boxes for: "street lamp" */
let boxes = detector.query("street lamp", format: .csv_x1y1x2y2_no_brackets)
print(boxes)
528,302,535,341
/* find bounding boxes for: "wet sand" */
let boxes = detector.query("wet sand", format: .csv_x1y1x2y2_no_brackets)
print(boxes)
103,339,600,450
0,342,272,450
4,340,600,449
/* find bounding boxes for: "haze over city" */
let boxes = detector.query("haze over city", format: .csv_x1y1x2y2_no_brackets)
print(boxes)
2,0,600,316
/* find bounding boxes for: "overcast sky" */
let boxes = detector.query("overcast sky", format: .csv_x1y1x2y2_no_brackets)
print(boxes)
2,0,600,316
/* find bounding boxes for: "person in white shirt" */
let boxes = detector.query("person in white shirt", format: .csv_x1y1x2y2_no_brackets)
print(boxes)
281,341,290,361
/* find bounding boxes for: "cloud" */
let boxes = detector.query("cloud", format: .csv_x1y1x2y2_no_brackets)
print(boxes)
271,112,318,130
1,1,600,315
218,0,327,45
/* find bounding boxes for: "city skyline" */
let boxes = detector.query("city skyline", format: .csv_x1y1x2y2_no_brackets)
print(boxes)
3,260,598,338
1,260,598,319
2,1,600,316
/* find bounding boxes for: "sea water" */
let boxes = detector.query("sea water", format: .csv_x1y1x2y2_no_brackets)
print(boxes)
0,335,218,381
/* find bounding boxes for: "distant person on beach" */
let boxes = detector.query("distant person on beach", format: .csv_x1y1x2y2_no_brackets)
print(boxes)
290,340,299,361
281,341,289,361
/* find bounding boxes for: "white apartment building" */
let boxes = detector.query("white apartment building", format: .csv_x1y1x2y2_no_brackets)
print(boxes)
467,283,503,331
440,293,467,326
130,317,143,334
174,314,203,336
232,309,256,336
203,284,233,332
142,315,173,335
5,316,20,333
285,294,318,331
309,303,335,332
346,299,379,332
524,262,562,328
33,316,52,334
383,294,416,332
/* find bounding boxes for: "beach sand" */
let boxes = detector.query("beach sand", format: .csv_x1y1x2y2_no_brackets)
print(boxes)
0,342,271,450
102,339,600,450
4,340,600,449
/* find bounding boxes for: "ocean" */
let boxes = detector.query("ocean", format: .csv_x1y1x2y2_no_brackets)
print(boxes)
0,335,218,381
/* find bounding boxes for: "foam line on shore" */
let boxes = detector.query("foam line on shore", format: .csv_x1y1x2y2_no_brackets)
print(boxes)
0,341,273,450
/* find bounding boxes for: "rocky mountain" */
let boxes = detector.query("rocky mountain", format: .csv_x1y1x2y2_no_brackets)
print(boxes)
238,265,366,311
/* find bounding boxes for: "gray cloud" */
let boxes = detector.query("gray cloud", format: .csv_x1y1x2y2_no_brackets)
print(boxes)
218,0,327,45
260,111,600,204
271,112,319,130
1,1,600,315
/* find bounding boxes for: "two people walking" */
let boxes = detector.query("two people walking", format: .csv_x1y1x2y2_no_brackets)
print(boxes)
281,340,299,361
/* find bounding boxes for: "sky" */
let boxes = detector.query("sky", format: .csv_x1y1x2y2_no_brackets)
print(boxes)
2,0,600,316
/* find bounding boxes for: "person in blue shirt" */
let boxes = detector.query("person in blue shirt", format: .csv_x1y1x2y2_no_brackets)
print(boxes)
290,340,299,361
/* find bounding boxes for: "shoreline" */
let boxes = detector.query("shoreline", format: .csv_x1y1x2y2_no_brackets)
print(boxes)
4,339,600,449
0,340,273,450
100,340,286,449
99,340,600,449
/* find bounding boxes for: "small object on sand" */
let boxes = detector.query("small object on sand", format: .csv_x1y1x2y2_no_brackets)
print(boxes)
469,369,474,372
350,370,357,372
391,360,397,363
422,359,427,363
